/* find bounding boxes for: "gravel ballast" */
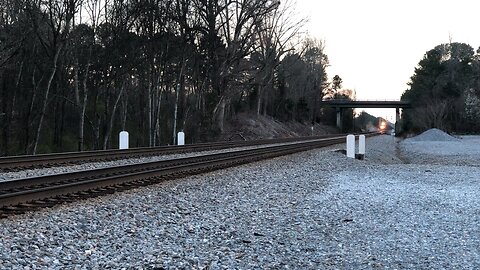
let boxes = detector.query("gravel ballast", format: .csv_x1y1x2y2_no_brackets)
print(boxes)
0,141,319,182
0,134,479,269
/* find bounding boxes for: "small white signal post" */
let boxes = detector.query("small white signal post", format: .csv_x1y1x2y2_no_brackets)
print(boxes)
358,135,366,160
346,134,355,158
177,131,185,146
119,131,129,149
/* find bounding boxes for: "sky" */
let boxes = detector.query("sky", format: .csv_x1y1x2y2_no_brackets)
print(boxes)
296,0,480,121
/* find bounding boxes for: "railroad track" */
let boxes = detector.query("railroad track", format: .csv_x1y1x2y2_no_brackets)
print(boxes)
0,133,358,171
0,133,377,218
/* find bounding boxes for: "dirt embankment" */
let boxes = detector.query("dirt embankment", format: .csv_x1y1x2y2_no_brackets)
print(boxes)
221,113,339,141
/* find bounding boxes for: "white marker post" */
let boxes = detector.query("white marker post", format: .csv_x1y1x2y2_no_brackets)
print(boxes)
119,131,129,149
358,135,365,160
177,131,185,146
346,134,355,158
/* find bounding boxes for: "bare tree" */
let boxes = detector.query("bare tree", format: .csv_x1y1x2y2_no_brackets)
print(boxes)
193,0,279,132
253,0,305,116
71,0,107,151
31,0,80,154
0,0,28,155
413,99,450,131
302,38,329,123
102,81,126,149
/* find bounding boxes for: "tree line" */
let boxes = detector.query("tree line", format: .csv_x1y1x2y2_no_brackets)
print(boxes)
0,0,349,156
402,42,480,134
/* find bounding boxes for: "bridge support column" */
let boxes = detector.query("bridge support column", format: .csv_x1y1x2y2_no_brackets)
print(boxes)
336,107,342,131
395,108,401,135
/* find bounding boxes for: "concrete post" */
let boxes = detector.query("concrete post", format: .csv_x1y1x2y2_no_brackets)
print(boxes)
177,131,185,146
119,131,129,149
336,107,342,131
346,134,355,158
395,108,401,135
358,135,365,160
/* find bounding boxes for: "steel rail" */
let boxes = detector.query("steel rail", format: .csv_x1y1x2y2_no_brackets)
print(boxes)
0,133,370,171
0,133,377,217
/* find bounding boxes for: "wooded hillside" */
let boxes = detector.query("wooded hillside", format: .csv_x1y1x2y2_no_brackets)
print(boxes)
0,0,345,155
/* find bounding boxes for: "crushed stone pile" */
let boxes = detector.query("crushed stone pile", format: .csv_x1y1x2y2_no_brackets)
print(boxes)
408,128,460,142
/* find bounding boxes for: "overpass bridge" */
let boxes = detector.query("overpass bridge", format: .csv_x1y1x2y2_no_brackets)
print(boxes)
319,99,412,133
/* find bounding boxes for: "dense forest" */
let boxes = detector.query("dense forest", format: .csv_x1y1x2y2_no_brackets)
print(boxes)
401,42,480,134
0,0,355,156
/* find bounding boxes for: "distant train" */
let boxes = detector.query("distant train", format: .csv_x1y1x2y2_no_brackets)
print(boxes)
378,119,394,135
379,120,387,133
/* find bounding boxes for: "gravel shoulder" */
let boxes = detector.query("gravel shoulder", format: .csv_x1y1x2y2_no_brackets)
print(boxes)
0,135,479,269
398,135,480,166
